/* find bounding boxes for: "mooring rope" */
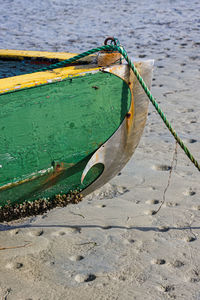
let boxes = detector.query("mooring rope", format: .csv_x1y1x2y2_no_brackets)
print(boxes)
34,39,200,172
1,38,199,221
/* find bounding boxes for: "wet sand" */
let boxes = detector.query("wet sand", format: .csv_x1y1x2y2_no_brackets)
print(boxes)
1,1,200,299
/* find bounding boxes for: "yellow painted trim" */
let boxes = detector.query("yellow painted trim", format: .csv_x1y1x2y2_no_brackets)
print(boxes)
0,49,99,94
0,65,100,94
0,49,75,60
0,49,95,62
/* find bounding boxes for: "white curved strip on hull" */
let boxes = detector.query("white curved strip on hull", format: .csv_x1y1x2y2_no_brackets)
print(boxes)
82,60,154,196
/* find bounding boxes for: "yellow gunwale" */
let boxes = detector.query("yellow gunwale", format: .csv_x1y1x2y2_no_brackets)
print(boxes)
0,49,98,94
0,49,95,61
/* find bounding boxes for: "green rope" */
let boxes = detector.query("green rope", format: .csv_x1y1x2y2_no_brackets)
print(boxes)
34,45,114,73
34,41,200,172
116,46,200,172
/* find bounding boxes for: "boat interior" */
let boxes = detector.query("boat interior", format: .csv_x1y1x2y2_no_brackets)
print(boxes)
0,49,95,79
0,50,99,94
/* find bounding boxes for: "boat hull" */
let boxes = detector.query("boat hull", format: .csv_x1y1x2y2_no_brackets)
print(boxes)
0,49,153,207
0,68,132,205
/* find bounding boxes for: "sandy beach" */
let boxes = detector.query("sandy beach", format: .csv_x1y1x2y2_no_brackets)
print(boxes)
1,0,200,299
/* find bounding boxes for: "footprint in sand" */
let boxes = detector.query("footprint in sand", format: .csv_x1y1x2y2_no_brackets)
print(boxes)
69,255,84,262
186,269,200,283
183,236,196,242
149,186,156,191
184,138,197,144
152,258,166,265
96,204,106,208
74,273,96,283
170,260,184,268
192,205,200,211
183,188,196,196
52,227,81,236
6,262,23,270
58,231,66,236
164,202,179,207
184,108,194,113
123,238,135,245
152,164,171,171
28,229,44,237
9,229,21,235
157,284,175,293
186,119,197,124
146,199,159,205
145,210,157,216
138,54,147,58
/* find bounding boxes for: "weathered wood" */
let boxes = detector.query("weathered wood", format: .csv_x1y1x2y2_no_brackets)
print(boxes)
0,49,95,63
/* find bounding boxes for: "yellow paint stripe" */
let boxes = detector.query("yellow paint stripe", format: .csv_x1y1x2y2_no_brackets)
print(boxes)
0,49,99,94
0,65,100,94
0,49,95,62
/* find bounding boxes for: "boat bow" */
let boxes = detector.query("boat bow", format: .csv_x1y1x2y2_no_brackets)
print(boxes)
81,60,154,195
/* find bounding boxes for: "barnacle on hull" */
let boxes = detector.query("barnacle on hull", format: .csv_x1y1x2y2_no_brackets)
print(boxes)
0,190,83,223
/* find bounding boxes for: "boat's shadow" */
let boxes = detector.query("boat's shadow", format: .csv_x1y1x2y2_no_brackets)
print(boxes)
0,223,199,233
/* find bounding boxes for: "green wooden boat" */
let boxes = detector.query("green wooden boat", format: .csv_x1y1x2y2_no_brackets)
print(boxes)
0,46,153,208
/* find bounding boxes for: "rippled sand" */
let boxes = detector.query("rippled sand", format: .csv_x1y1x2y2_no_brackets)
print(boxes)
1,1,200,299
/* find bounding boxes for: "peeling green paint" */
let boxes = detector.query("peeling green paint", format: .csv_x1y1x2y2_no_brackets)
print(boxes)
0,71,131,205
